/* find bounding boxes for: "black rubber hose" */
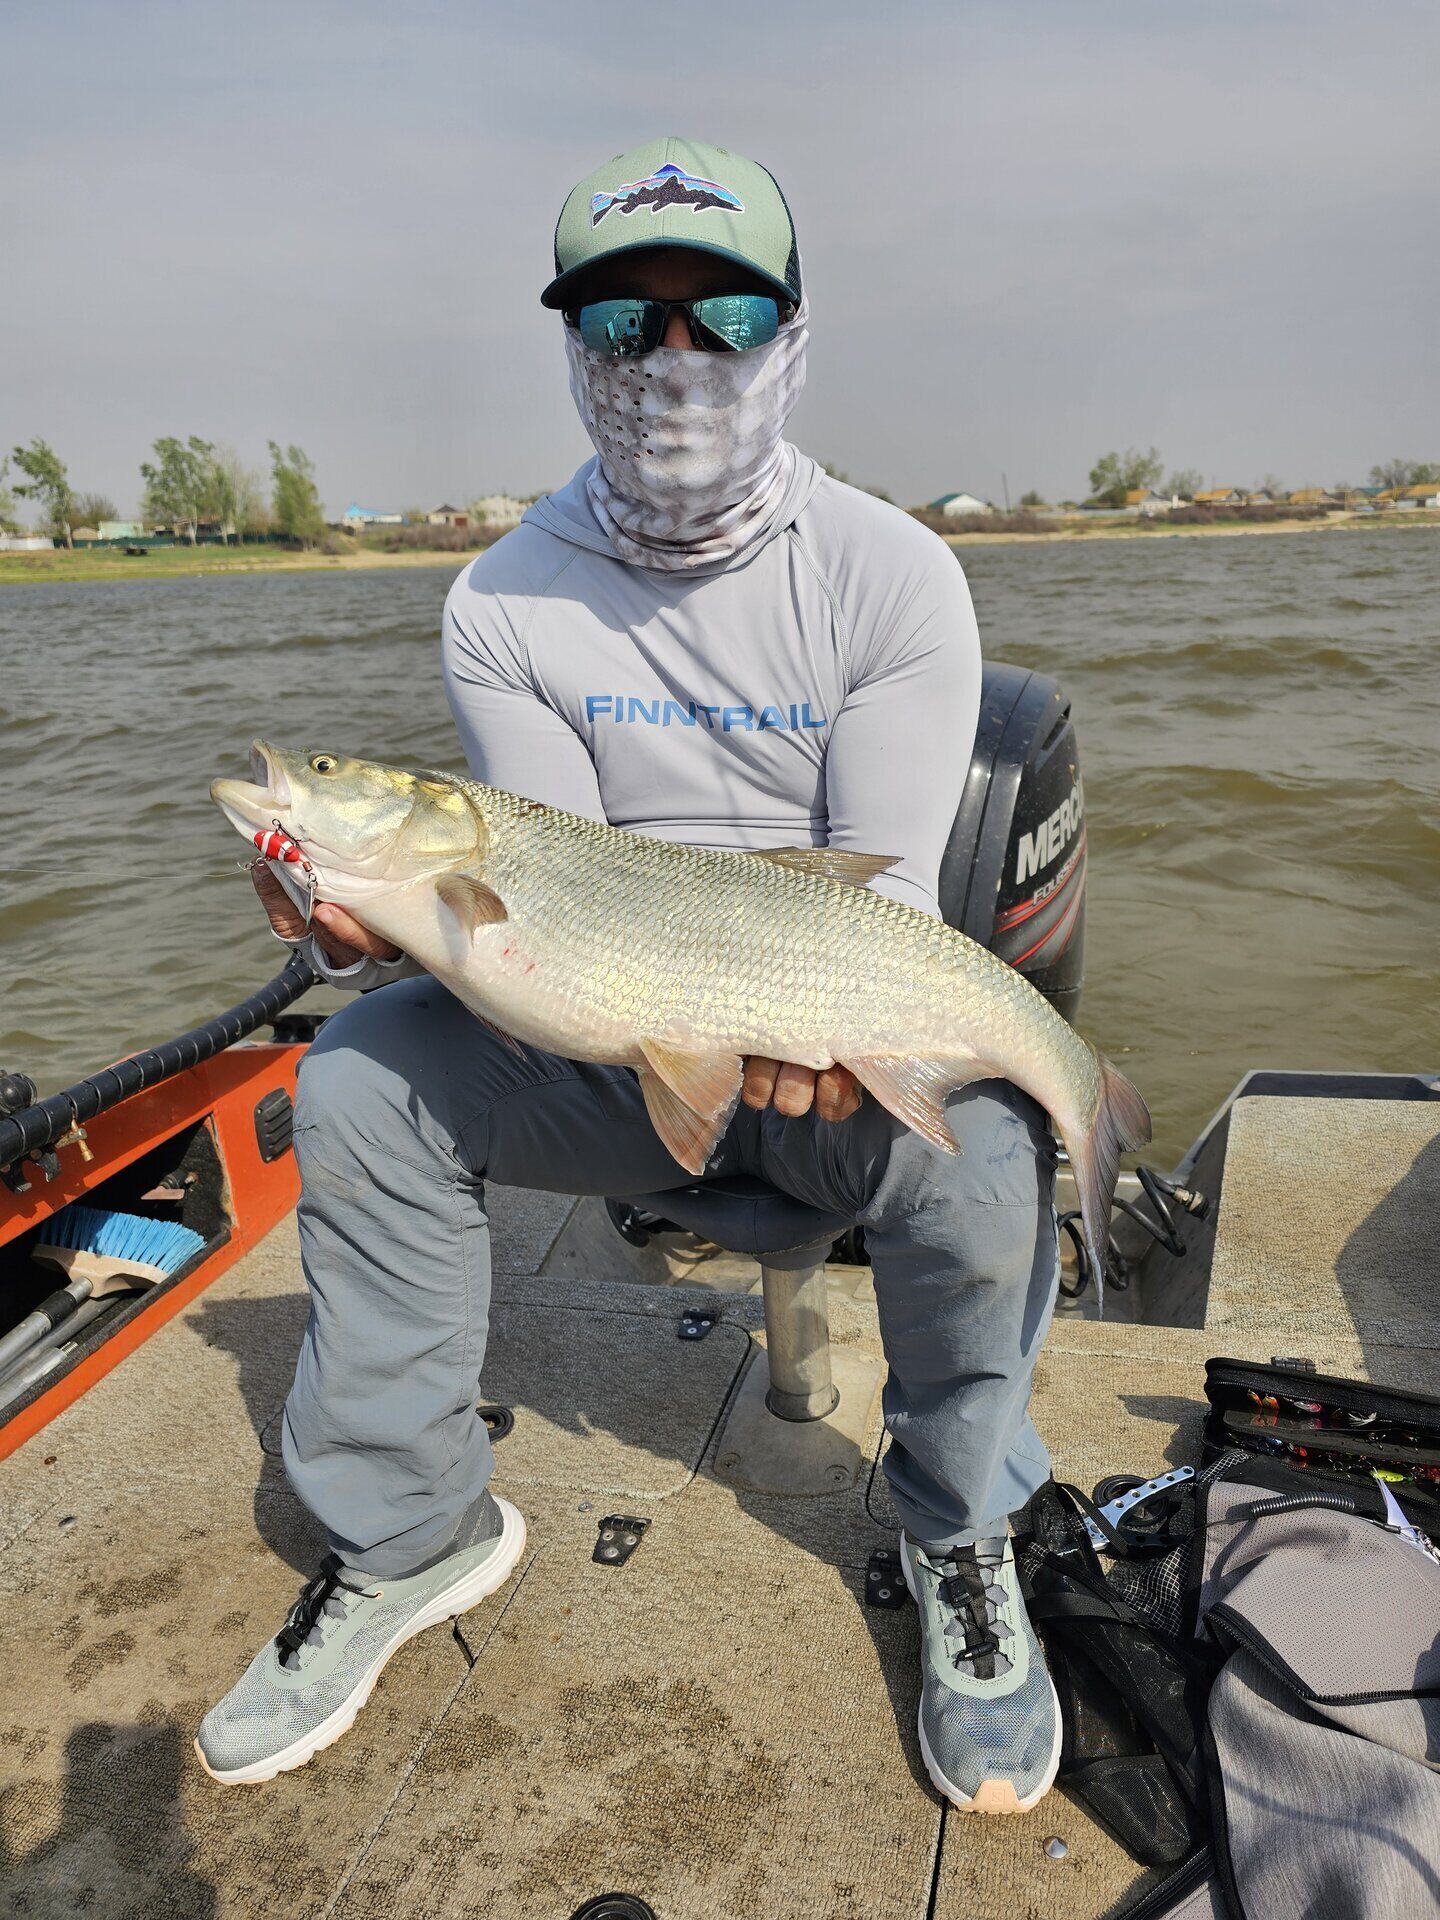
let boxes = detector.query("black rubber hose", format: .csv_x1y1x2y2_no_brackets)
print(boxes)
1241,1491,1358,1519
0,952,318,1171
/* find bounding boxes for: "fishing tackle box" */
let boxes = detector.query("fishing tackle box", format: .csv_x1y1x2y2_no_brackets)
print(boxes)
1202,1355,1440,1536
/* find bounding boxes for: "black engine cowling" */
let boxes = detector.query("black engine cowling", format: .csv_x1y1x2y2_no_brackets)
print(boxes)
938,662,1085,1024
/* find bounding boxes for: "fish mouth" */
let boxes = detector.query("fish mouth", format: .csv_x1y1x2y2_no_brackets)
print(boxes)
250,741,292,808
210,740,293,836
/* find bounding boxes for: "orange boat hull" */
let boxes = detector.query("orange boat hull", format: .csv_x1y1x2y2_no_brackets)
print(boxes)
0,1041,305,1460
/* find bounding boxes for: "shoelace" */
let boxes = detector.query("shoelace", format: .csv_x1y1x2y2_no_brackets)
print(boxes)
935,1540,1014,1681
274,1554,372,1668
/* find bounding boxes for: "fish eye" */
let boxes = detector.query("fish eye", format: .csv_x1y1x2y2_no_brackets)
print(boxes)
310,754,339,775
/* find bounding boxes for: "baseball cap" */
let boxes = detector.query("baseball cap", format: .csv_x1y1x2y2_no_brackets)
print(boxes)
540,136,801,311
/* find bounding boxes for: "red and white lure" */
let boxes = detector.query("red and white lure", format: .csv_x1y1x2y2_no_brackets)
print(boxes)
252,826,309,868
247,822,318,926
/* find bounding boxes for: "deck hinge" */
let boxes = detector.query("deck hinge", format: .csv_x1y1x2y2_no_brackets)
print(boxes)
678,1308,716,1340
865,1547,909,1609
592,1514,650,1567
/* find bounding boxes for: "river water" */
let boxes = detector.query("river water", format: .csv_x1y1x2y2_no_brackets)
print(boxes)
4,529,1437,1169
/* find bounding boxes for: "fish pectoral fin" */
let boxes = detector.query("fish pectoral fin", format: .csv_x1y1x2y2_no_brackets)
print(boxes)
437,873,507,937
842,1052,997,1152
638,1040,745,1129
750,847,899,888
637,1072,728,1177
636,1041,745,1177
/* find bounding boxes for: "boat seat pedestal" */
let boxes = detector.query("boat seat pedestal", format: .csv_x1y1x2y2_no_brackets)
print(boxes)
623,1177,883,1495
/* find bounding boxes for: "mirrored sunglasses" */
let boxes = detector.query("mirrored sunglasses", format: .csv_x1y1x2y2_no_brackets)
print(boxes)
565,294,786,358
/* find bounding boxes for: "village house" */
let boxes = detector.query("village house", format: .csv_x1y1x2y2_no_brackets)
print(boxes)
1285,488,1333,507
427,504,469,529
929,491,992,516
469,494,527,528
1193,487,1246,507
343,504,404,528
1123,487,1173,515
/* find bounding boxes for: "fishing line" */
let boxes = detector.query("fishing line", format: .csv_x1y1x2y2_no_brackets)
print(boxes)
9,861,256,875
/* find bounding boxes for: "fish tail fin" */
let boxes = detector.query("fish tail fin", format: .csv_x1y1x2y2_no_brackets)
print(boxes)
1062,1049,1151,1316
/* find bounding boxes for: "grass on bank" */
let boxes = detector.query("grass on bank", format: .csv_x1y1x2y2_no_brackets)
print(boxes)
3,509,1438,585
0,525,506,585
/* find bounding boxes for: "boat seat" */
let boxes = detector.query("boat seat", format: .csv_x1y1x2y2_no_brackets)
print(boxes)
623,1174,852,1262
622,1175,855,1424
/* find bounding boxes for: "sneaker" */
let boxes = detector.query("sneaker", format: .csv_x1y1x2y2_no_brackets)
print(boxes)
900,1530,1061,1815
196,1492,526,1785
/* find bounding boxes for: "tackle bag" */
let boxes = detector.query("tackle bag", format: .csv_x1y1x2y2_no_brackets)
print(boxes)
1202,1353,1440,1537
1018,1417,1440,1918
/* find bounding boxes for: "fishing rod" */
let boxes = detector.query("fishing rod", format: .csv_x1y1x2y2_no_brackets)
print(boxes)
0,953,318,1189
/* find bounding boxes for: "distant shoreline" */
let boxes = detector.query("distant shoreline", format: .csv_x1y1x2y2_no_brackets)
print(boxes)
2,510,1437,584
0,542,501,586
941,509,1440,549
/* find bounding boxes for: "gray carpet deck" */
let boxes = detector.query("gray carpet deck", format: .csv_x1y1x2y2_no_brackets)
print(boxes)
3,1090,1435,1918
1206,1096,1440,1354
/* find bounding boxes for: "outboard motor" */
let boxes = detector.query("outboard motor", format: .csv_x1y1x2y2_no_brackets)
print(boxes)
938,662,1085,1024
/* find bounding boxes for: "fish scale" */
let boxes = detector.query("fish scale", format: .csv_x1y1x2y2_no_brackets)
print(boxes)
212,744,1151,1307
478,795,971,1052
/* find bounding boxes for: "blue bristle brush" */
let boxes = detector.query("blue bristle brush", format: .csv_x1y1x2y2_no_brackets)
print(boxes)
0,1207,207,1383
35,1205,206,1281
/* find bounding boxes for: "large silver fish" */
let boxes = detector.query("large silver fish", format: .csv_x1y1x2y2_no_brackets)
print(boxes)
213,743,1150,1290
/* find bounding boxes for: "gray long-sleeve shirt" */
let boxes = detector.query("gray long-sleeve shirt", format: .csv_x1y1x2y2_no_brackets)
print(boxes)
307,453,981,991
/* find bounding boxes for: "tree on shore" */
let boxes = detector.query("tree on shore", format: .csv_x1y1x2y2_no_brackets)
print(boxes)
269,442,326,547
141,436,215,542
208,446,269,540
1088,447,1163,507
10,439,76,546
0,459,19,534
73,491,118,528
1019,489,1045,507
1167,469,1202,501
1369,458,1440,492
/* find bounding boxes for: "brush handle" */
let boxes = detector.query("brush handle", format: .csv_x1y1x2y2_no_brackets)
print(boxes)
0,1296,112,1401
0,1280,93,1375
0,1343,72,1414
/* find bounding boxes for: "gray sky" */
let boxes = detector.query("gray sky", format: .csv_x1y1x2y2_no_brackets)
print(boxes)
4,1,1436,514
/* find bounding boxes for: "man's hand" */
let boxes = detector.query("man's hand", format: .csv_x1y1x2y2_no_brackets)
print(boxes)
741,1058,862,1123
251,863,402,969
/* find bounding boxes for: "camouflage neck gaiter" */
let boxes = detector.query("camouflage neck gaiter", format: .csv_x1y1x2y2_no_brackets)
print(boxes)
564,299,809,572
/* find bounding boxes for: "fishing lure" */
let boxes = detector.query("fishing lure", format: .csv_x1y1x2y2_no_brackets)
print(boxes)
248,821,318,927
253,826,310,869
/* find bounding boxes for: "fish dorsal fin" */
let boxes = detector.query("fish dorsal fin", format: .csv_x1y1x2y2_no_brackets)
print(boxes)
636,1040,745,1176
842,1053,997,1153
437,872,507,937
750,846,899,888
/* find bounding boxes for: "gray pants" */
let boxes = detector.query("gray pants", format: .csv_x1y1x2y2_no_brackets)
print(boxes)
285,978,1060,1578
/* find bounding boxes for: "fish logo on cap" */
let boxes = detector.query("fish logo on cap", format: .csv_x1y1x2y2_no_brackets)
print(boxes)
590,162,744,227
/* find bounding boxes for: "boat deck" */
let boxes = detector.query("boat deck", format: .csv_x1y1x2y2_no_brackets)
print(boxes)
2,1093,1436,1918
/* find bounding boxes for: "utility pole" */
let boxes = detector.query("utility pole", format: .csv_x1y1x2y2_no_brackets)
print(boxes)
1002,471,1011,511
